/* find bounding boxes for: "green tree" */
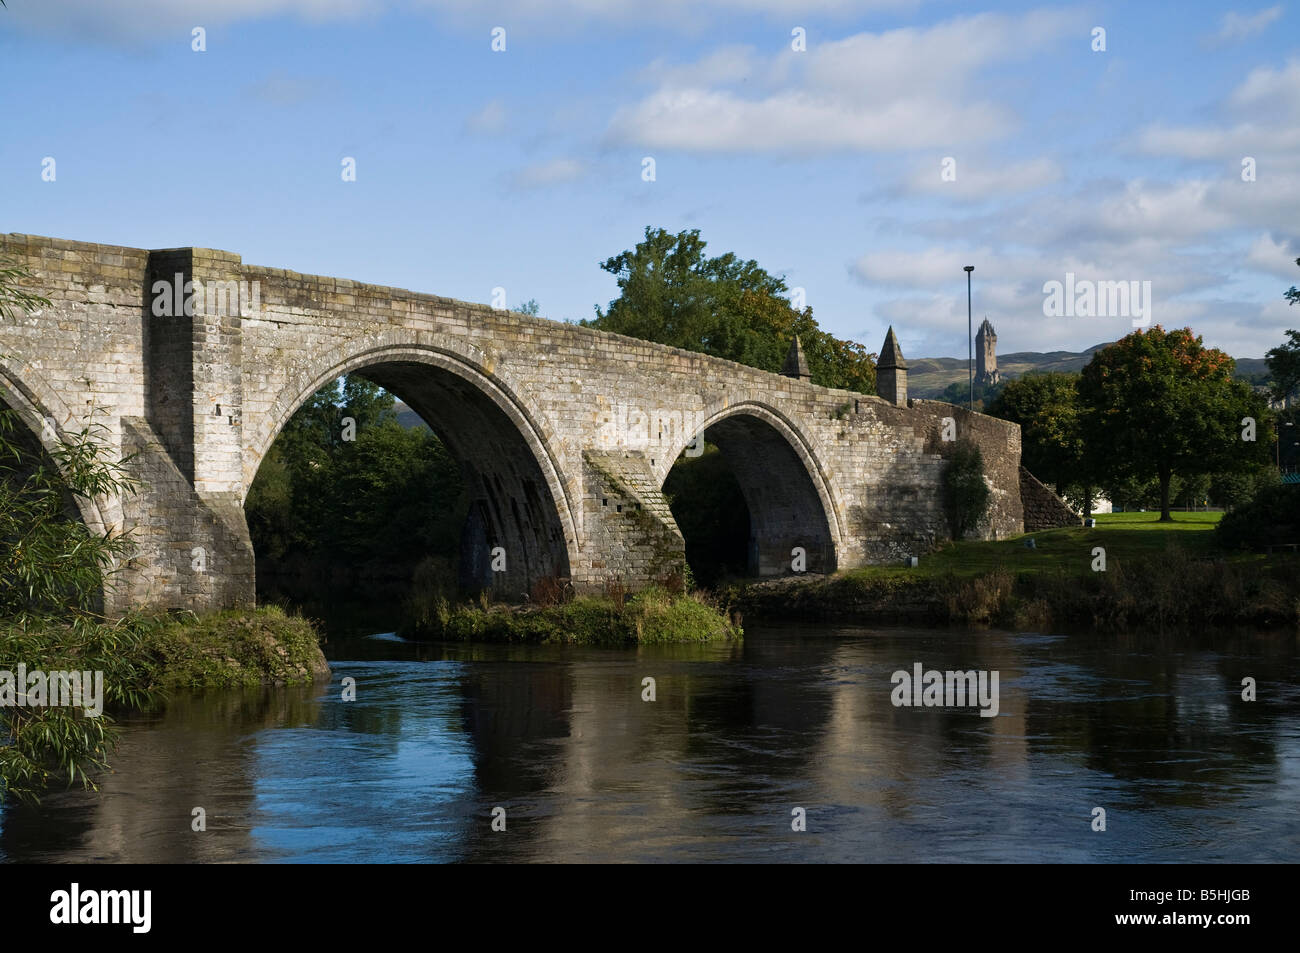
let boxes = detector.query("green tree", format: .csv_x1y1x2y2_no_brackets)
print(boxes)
1268,258,1300,404
585,227,876,393
986,372,1098,512
244,375,468,589
243,442,296,560
1285,256,1300,308
939,377,1005,412
0,254,157,805
247,373,400,554
1216,482,1300,549
1209,466,1279,510
1265,329,1300,405
304,420,465,563
1077,326,1272,522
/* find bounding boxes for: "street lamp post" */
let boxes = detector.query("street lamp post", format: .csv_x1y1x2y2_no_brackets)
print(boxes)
963,266,974,412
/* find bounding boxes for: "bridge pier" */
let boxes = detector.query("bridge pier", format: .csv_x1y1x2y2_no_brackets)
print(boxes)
578,451,687,589
108,248,258,611
116,418,255,612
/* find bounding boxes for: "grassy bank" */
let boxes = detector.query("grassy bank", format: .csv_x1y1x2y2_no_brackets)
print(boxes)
130,606,331,690
2,606,330,694
0,606,328,804
733,513,1300,631
403,587,743,645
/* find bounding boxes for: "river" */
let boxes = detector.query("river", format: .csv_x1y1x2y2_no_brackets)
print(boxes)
2,621,1297,862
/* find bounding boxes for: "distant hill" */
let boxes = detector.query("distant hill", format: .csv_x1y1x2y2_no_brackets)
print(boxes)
392,401,430,430
907,343,1271,399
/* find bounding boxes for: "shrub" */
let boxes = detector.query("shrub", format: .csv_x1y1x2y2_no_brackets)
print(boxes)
603,576,628,609
942,439,991,540
1215,483,1300,549
0,403,155,804
0,617,158,805
530,573,575,607
938,568,1014,625
0,410,138,620
402,555,457,631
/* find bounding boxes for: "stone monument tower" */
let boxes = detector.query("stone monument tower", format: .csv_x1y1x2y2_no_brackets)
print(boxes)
975,317,1000,386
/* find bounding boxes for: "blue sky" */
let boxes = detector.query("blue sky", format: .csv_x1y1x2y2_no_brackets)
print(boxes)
2,0,1297,359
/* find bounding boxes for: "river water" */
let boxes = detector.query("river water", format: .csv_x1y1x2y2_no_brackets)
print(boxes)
2,622,1297,863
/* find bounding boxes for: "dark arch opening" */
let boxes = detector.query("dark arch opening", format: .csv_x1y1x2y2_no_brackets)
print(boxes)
663,413,835,586
246,361,571,631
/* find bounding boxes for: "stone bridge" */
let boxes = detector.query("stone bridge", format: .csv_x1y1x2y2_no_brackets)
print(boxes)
0,233,1056,615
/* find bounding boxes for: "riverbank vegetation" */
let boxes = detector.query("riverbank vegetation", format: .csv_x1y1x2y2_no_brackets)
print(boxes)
403,583,742,645
0,607,328,806
0,332,330,804
733,511,1300,631
130,607,329,690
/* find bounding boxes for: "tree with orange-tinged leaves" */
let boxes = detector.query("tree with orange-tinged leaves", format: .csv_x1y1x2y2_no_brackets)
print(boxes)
1077,326,1271,521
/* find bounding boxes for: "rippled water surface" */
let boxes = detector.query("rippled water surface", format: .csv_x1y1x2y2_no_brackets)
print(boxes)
3,623,1297,862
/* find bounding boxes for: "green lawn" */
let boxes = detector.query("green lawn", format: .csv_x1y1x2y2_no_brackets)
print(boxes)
843,511,1242,582
1094,511,1222,529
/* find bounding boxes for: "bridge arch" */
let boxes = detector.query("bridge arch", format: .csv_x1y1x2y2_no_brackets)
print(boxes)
662,400,843,576
0,359,132,613
0,359,116,536
245,334,579,596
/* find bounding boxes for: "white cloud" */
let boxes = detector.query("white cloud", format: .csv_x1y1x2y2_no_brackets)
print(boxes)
510,157,587,188
3,0,924,42
637,46,761,88
604,10,1080,155
867,279,1288,360
1245,233,1300,277
608,88,1013,154
1137,59,1300,159
1090,179,1235,239
846,212,1293,360
1228,57,1300,111
465,100,508,135
900,157,1062,199
416,0,920,20
1209,5,1284,45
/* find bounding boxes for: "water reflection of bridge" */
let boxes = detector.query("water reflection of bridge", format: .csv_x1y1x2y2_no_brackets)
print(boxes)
3,630,1289,862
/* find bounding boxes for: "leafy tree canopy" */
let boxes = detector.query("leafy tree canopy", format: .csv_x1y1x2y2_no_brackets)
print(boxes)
1265,329,1300,404
1267,257,1300,402
1077,326,1271,521
986,372,1085,494
584,227,876,394
245,376,466,575
941,439,990,540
